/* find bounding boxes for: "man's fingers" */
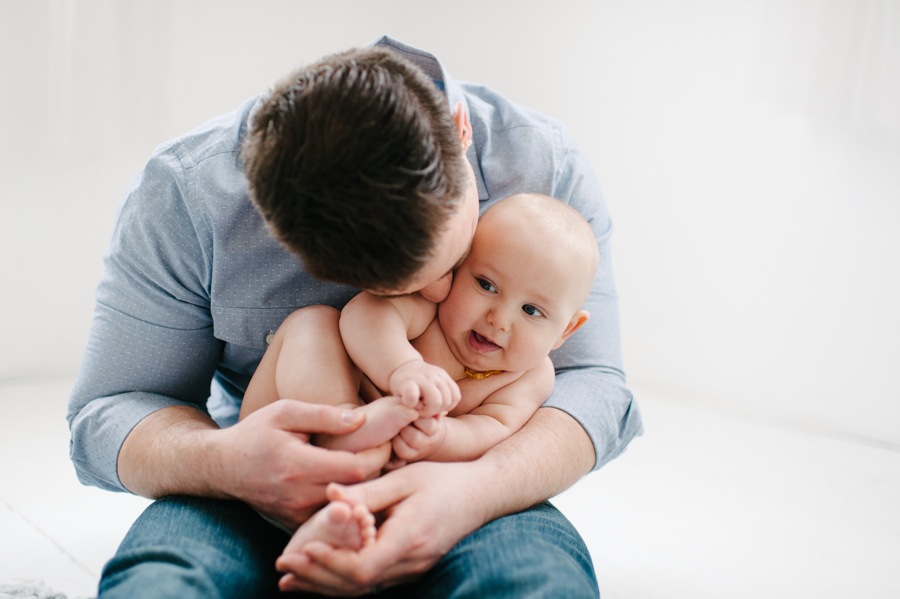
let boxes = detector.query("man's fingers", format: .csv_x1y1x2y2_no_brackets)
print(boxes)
278,573,316,594
281,536,431,595
277,558,363,596
383,456,407,471
303,531,432,590
357,443,393,480
269,399,364,435
303,542,384,588
299,442,389,484
326,467,418,514
276,552,310,573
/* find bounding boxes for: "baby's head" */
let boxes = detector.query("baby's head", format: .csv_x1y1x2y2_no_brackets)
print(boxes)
438,193,599,374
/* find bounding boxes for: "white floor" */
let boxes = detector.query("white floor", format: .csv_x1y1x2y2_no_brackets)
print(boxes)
0,379,898,599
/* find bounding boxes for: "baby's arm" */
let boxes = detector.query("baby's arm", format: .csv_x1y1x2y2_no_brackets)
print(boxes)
340,293,460,416
393,357,556,463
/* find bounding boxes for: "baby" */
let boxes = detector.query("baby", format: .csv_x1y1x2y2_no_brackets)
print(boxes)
240,192,599,553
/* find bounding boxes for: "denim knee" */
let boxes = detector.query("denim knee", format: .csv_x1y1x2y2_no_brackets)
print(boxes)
413,502,598,599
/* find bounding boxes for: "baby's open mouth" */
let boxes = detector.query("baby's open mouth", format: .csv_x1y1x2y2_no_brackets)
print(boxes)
468,330,501,352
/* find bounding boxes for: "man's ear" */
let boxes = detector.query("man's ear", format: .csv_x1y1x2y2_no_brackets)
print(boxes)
451,102,472,149
551,310,590,350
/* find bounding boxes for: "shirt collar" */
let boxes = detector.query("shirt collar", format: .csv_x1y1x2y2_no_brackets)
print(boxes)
370,36,489,201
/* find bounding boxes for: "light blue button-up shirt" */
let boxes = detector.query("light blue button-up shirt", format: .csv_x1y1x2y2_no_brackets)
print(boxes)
67,37,643,492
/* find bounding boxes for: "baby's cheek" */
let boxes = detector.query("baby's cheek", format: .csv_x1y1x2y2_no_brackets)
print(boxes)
438,293,464,328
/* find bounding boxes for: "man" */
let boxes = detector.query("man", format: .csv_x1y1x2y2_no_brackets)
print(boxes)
68,37,642,597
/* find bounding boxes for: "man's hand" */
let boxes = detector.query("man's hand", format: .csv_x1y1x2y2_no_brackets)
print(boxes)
392,415,446,463
118,400,391,530
214,399,392,529
275,461,488,595
388,361,461,418
272,407,596,595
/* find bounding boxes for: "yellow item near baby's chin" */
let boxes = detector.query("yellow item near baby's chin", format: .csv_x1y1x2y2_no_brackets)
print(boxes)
464,367,504,380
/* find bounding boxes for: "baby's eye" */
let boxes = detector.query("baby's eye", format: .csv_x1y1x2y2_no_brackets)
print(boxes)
522,304,544,317
477,278,496,293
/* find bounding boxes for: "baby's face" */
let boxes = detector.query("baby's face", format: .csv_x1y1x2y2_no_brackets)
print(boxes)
437,208,589,375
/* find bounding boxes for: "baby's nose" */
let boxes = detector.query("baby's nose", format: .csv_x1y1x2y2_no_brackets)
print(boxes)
487,307,511,331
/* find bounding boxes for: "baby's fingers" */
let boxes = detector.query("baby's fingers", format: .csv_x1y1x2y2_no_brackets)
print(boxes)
417,382,446,417
413,416,440,435
430,374,459,415
392,435,418,461
397,381,421,409
399,421,430,447
446,377,461,411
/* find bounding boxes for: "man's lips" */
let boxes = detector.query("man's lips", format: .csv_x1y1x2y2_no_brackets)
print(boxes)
468,330,501,353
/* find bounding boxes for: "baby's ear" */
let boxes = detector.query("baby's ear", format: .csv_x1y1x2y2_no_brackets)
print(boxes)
552,310,590,350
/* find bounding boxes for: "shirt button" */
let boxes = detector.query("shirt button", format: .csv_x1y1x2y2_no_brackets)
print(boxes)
265,332,275,345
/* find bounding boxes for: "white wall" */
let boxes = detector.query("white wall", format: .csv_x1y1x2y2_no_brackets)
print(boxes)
1,0,897,445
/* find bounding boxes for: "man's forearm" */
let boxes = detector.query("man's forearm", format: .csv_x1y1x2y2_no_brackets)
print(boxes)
118,405,227,499
472,406,594,522
118,400,392,530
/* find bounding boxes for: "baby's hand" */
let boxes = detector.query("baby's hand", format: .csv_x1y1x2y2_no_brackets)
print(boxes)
389,361,461,418
391,415,447,463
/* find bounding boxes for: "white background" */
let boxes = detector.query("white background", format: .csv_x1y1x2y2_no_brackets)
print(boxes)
2,0,898,446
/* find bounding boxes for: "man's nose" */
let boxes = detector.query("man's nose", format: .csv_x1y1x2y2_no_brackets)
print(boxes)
419,271,453,303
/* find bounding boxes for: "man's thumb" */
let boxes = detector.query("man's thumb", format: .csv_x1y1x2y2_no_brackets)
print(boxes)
326,473,412,514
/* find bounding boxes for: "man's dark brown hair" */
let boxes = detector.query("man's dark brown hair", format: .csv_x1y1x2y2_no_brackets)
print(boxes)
242,46,469,291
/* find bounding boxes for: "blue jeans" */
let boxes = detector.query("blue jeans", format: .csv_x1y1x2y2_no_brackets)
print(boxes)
99,496,599,598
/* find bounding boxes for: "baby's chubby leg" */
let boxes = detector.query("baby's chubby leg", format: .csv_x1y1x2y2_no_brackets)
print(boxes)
243,304,419,452
271,306,420,451
274,305,363,410
241,305,362,420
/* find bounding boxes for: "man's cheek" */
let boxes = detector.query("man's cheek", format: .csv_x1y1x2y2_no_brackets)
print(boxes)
419,273,453,303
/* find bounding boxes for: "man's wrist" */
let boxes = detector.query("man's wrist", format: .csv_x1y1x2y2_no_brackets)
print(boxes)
195,425,235,499
463,407,594,522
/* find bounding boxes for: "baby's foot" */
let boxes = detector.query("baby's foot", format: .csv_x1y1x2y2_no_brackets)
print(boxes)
317,396,419,452
283,501,376,556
